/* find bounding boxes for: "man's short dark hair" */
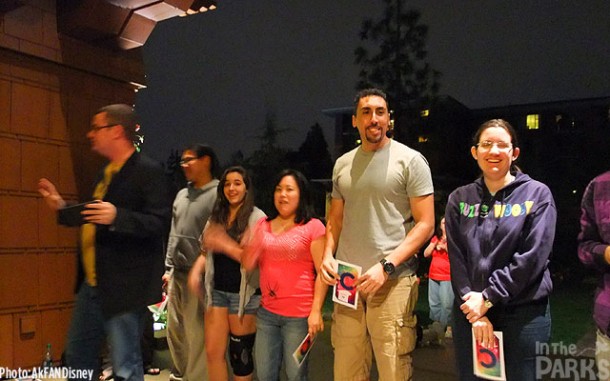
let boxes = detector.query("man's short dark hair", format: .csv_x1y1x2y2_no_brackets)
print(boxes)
184,143,221,179
353,88,388,115
96,104,139,142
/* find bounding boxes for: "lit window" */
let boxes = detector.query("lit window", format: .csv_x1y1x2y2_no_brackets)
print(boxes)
420,109,430,117
418,136,428,143
526,114,539,130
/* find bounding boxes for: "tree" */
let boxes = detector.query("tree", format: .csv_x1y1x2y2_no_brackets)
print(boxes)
244,110,291,214
289,122,333,180
163,148,187,198
227,149,246,166
354,0,441,143
287,123,334,218
241,112,334,216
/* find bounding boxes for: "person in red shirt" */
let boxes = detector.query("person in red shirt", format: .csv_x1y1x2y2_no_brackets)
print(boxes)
423,217,454,343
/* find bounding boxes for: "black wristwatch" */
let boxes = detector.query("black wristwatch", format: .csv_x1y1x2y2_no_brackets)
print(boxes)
380,258,395,275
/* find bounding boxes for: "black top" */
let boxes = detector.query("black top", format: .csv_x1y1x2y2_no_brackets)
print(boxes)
213,223,242,293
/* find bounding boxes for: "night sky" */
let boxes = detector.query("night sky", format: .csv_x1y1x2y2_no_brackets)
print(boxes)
135,0,610,164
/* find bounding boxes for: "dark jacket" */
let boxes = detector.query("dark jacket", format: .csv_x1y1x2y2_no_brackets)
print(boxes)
445,172,556,307
60,152,172,317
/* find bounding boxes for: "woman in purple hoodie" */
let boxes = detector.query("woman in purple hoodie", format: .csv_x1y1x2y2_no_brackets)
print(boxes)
445,119,556,380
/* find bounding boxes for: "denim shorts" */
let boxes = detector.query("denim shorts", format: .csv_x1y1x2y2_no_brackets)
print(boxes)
210,289,260,315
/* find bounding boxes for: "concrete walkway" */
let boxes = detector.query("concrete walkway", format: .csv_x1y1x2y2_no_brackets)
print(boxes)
305,327,457,381
14,319,596,381
146,323,597,381
150,324,458,381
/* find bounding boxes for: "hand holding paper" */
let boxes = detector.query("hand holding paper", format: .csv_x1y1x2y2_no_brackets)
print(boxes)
332,260,361,309
293,333,316,367
472,329,506,381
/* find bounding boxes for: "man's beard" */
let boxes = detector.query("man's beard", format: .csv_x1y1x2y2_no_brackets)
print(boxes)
365,127,384,144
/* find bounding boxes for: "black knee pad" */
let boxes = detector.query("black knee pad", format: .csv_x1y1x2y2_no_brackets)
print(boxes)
229,333,255,376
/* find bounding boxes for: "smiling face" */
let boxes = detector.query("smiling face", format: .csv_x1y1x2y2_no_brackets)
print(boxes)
223,171,247,208
352,95,391,151
274,175,300,220
471,126,520,182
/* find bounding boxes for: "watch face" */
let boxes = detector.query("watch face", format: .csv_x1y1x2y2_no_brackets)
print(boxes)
383,262,395,274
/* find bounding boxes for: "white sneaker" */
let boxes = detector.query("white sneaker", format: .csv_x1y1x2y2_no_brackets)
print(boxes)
445,326,453,339
431,321,445,344
421,327,438,346
169,374,183,381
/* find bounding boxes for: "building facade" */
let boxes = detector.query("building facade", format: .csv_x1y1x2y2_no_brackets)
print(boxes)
0,0,205,368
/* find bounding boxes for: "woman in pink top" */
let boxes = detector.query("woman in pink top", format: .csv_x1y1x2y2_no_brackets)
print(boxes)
423,217,454,343
242,169,327,381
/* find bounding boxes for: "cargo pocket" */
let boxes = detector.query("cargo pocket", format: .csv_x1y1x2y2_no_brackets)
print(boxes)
395,314,417,355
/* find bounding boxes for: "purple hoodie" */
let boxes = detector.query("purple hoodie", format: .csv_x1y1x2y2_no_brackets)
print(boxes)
445,172,556,307
578,171,610,336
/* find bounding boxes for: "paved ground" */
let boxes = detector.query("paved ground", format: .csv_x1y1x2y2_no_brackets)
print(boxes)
148,319,597,381
149,324,458,381
24,320,595,381
304,326,457,381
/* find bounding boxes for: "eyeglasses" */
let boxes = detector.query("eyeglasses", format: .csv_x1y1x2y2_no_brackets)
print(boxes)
180,156,199,166
476,140,512,152
90,124,119,132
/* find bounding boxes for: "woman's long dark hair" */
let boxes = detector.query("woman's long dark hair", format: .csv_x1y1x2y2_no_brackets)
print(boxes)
266,169,315,224
210,166,255,238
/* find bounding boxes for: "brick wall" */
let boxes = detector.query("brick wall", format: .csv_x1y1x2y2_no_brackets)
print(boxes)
0,0,145,367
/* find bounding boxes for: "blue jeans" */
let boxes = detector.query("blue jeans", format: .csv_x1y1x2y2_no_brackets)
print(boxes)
428,279,454,328
65,283,146,381
255,307,309,381
453,300,551,381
